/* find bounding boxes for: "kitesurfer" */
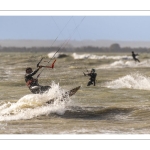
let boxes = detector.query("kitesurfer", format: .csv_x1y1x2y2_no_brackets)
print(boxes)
83,68,97,86
132,51,140,63
25,66,51,94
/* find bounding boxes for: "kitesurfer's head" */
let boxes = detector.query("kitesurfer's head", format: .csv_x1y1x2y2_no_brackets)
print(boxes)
91,68,95,72
26,67,33,74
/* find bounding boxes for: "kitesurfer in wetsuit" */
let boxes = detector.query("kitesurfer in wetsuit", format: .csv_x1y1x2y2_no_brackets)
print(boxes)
132,51,140,63
25,66,51,94
83,68,97,86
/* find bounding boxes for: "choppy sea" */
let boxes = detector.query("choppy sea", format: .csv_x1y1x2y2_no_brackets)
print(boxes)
1,51,150,137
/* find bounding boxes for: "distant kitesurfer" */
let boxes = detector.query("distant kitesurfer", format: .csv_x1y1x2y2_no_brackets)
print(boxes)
83,68,97,86
132,51,140,63
25,66,51,94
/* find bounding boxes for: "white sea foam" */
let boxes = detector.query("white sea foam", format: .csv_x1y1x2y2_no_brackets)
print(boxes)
72,53,131,60
0,82,70,121
105,73,150,90
97,59,150,69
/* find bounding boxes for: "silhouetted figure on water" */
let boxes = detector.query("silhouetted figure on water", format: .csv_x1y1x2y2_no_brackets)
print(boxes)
132,51,140,63
83,68,97,86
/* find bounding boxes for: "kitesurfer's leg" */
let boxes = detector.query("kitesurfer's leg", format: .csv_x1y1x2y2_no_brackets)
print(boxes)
40,86,51,93
30,86,40,94
133,57,140,63
136,58,140,62
93,80,96,86
87,81,92,86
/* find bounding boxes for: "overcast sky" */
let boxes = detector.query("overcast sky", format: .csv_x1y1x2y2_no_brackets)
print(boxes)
0,16,150,41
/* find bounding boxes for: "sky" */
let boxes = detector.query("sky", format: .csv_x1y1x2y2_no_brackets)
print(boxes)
0,16,150,41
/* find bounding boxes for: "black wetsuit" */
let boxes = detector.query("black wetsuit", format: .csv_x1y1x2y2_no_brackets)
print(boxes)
25,68,50,94
86,72,97,86
132,52,140,62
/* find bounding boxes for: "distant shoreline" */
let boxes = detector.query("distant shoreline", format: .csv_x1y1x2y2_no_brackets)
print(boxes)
0,45,150,53
0,39,150,48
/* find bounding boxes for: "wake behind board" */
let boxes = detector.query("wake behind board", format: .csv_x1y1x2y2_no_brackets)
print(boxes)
46,86,81,104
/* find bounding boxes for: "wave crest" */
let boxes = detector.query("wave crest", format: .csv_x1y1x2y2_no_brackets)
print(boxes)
105,73,150,90
0,82,70,121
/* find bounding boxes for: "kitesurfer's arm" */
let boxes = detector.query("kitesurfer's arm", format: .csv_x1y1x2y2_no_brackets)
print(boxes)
87,73,91,76
26,66,42,77
83,72,91,76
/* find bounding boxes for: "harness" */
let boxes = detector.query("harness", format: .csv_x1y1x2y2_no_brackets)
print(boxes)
26,78,38,88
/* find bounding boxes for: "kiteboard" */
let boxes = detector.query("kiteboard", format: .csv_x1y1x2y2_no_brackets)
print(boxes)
46,86,81,104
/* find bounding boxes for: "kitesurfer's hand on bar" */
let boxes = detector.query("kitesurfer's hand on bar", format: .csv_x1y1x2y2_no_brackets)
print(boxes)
38,66,42,69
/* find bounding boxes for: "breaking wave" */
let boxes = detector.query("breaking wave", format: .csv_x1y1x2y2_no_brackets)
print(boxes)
0,82,71,121
72,53,131,60
97,59,150,69
48,52,68,58
104,73,150,90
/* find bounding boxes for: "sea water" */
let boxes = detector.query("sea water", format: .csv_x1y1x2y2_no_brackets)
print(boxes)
0,51,150,135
